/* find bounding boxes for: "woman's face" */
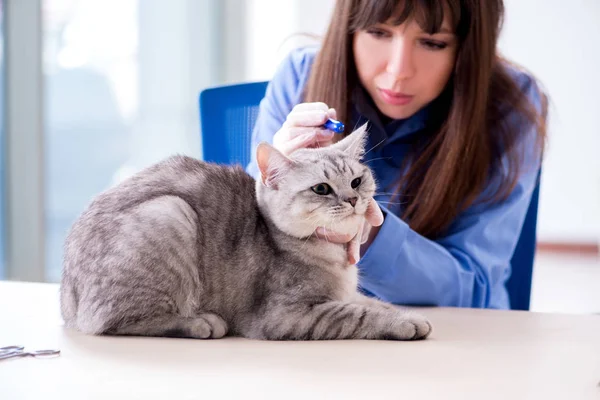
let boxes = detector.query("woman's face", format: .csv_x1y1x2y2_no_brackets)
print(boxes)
353,17,458,120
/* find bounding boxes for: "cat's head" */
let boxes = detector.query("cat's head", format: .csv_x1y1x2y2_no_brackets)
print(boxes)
255,123,376,238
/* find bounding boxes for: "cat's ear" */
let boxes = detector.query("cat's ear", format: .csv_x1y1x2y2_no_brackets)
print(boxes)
256,142,292,189
331,123,369,160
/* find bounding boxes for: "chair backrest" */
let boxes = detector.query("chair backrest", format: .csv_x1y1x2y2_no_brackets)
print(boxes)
198,81,539,311
199,81,269,166
505,173,541,310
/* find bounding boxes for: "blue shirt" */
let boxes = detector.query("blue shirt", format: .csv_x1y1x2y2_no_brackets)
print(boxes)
247,47,542,309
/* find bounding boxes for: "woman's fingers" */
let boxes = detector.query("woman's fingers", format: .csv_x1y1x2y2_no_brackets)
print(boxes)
314,227,354,243
359,220,372,244
290,102,329,113
272,102,339,155
313,199,382,248
366,198,384,227
314,227,362,265
347,234,361,265
285,109,329,128
277,129,334,155
327,108,337,120
285,127,335,144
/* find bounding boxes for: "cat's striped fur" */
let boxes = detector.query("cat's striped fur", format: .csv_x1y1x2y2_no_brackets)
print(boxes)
60,125,432,340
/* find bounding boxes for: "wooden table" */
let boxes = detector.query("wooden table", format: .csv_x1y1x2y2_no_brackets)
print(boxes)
1,281,599,399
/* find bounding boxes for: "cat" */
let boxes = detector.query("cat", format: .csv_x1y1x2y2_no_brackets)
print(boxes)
60,124,432,340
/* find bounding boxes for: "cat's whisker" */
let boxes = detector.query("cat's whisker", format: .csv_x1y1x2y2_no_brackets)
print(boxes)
364,157,392,163
302,212,321,227
329,213,349,242
299,212,320,233
300,230,314,252
306,205,321,214
363,137,386,158
299,212,322,252
373,192,399,196
327,207,352,220
326,211,345,243
372,193,417,201
329,213,339,228
376,201,405,206
322,228,331,244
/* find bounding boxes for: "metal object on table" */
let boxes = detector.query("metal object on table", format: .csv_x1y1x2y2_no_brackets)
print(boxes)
0,345,60,361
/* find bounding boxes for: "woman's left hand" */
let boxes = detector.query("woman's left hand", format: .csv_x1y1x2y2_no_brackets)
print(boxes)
314,198,384,264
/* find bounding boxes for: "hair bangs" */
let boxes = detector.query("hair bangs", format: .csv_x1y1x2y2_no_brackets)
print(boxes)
349,0,461,35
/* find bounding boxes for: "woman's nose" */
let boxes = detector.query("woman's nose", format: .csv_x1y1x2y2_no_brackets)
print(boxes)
385,38,415,80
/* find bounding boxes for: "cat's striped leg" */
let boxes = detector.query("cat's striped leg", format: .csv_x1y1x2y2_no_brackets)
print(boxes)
251,301,431,341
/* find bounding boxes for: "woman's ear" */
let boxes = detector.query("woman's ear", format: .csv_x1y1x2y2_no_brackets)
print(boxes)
256,142,293,189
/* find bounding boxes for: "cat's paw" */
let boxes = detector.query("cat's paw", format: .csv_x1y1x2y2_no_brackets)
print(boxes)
189,313,229,339
388,312,432,340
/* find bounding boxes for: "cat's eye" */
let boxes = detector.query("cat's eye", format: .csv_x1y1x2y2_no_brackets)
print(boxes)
351,177,362,189
311,183,332,196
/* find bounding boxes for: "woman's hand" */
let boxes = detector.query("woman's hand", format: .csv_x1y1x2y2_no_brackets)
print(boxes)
315,198,384,264
273,102,337,155
275,103,382,264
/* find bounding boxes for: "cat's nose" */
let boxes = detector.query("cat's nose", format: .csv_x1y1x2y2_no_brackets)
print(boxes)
344,197,358,207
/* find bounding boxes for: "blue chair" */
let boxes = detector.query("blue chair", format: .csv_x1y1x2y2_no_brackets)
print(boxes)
506,174,540,310
199,81,269,166
198,81,540,311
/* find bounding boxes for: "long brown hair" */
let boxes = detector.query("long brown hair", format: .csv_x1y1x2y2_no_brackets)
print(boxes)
305,0,548,238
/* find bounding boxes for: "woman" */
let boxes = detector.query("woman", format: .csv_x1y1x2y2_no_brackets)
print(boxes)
246,0,548,309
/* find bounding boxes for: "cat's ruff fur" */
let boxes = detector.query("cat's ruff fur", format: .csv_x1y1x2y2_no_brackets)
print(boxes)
60,125,432,340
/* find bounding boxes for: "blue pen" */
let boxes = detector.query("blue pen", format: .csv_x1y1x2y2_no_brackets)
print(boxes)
323,118,345,134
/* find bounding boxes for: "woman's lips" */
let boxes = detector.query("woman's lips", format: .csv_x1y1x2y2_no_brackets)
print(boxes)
378,88,414,106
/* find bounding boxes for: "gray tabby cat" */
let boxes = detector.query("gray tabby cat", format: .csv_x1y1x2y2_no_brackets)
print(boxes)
60,124,432,340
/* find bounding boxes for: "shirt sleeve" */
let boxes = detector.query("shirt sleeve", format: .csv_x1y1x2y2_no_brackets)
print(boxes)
246,47,317,178
358,73,544,309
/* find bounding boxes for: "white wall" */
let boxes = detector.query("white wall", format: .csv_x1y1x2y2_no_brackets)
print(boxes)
498,0,600,243
243,0,600,244
120,0,220,179
245,0,335,81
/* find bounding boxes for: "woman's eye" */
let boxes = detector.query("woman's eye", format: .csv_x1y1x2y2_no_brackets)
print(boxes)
420,39,448,50
311,183,332,196
366,28,389,39
351,177,362,189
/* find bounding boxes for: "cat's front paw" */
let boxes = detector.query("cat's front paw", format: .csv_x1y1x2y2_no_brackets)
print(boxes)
388,312,432,340
189,313,229,339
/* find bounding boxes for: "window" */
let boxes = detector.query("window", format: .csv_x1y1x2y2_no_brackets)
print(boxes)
43,0,220,281
0,0,5,279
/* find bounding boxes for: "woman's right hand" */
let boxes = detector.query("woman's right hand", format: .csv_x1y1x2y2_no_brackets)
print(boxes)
273,102,338,156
